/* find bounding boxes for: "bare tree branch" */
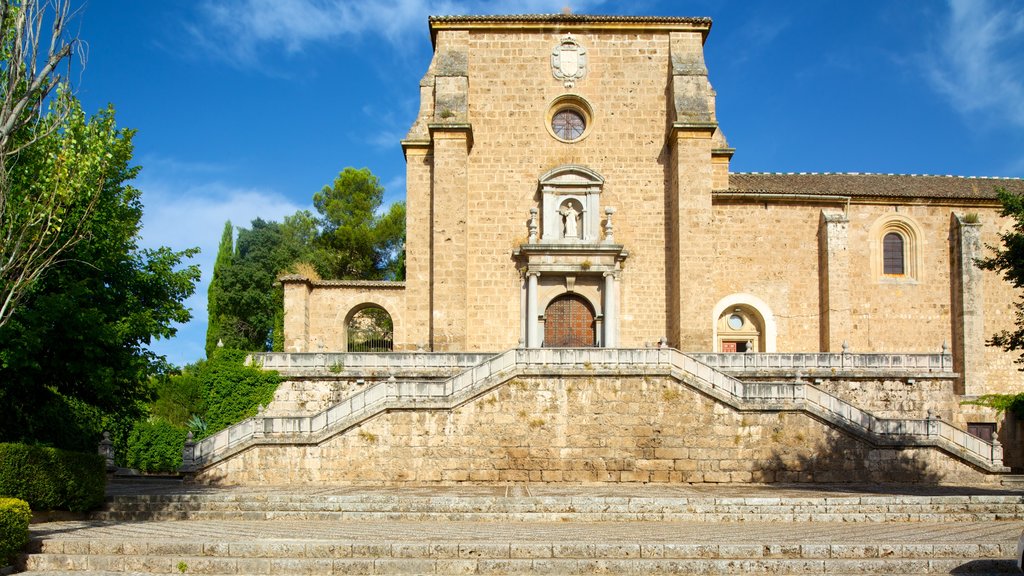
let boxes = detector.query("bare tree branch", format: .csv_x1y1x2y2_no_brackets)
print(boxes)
0,0,96,329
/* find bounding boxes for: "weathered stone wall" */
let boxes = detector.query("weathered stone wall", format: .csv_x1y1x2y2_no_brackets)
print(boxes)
199,374,995,486
809,378,959,422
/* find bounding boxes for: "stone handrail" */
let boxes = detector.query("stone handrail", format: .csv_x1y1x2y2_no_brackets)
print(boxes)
187,348,1004,473
250,352,496,374
690,352,953,373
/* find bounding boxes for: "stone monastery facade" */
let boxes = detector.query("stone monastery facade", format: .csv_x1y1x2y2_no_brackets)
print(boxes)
193,15,1024,484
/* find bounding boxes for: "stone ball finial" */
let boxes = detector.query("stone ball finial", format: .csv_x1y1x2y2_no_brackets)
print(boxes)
841,340,850,353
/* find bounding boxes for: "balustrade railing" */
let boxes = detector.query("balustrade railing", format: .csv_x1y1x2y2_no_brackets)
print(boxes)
186,348,1000,472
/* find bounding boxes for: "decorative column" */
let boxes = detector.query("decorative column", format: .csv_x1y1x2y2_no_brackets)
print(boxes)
526,272,540,348
603,272,618,347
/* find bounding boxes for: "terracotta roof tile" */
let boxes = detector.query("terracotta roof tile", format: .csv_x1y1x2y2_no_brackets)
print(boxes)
721,172,1024,201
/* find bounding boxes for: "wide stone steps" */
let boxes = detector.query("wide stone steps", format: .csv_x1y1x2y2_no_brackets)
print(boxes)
18,519,1021,575
90,492,1024,523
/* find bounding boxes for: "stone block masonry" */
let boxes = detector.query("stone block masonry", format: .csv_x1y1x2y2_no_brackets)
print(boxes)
198,373,995,486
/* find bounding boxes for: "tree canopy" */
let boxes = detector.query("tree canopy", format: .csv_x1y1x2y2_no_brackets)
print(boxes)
313,167,405,281
0,0,88,330
0,100,199,451
204,167,405,355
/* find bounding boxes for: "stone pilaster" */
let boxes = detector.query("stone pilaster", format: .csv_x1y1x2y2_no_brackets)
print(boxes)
401,141,432,350
818,211,851,352
280,276,311,353
667,31,716,351
951,214,986,396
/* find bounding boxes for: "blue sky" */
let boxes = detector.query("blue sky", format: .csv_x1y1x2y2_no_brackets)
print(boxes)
71,0,1024,367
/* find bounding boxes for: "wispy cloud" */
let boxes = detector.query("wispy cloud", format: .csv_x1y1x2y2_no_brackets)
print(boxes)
136,176,307,366
188,0,608,68
923,0,1024,128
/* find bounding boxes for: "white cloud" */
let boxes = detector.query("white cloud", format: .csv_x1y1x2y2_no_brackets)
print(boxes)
924,0,1024,128
189,0,609,67
136,177,307,366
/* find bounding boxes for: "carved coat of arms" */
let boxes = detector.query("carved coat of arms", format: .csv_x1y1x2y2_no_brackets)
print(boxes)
551,34,587,88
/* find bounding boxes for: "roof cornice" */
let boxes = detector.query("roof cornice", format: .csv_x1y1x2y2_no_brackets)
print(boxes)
428,14,712,46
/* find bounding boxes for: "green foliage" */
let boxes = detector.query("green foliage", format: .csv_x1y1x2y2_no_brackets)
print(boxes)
0,498,30,565
0,100,199,451
197,349,280,437
0,443,105,513
143,348,280,443
313,167,406,280
124,420,187,474
206,217,313,352
961,394,1024,420
978,188,1024,365
203,167,405,354
206,221,234,357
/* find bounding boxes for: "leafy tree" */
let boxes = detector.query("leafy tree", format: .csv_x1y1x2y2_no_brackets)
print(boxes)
205,221,233,357
207,216,316,352
0,0,88,329
0,101,200,451
313,167,405,280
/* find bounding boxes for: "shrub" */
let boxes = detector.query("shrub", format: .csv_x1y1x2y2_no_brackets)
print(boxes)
197,349,280,438
0,498,30,565
0,444,105,513
124,420,187,473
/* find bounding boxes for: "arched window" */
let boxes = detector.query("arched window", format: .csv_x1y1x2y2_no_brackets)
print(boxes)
882,232,905,275
870,215,922,283
346,306,393,352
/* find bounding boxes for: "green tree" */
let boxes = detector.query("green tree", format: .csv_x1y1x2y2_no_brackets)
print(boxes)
205,221,234,357
0,0,86,329
978,188,1024,364
313,167,405,280
208,216,315,352
0,101,199,451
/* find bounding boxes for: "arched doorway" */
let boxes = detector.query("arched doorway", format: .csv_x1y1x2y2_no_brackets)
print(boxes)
544,294,595,347
716,305,764,353
346,305,394,352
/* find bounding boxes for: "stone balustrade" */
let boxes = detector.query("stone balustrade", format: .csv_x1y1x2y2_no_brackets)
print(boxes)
186,348,1003,475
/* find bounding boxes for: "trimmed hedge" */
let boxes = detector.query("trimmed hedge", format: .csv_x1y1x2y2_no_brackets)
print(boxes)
0,498,30,564
125,420,187,473
0,444,106,513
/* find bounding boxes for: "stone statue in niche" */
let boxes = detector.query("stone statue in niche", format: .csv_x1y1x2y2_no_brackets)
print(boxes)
560,203,581,239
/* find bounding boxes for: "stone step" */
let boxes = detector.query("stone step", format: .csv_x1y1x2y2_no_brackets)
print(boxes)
18,519,1020,575
91,493,1024,523
19,556,1020,574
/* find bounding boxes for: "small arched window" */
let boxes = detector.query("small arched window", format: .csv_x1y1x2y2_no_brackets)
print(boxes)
882,232,905,275
870,215,922,283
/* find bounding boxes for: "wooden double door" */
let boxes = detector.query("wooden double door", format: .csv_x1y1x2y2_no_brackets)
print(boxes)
544,293,595,347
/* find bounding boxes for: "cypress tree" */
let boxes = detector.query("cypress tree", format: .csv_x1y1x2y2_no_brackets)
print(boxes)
206,221,234,357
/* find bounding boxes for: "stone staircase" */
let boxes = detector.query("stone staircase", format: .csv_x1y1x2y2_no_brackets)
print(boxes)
193,349,1006,475
17,484,1024,574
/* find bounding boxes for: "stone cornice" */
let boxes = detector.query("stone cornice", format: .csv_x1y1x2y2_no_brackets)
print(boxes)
429,14,712,46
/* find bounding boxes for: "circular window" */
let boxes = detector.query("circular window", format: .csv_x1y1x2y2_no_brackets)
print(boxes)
728,314,744,330
552,109,585,140
545,95,594,143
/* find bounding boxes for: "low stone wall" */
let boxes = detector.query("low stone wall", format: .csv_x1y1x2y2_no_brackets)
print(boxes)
198,374,996,486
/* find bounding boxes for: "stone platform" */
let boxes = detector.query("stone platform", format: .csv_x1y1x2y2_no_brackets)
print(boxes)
16,481,1024,575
